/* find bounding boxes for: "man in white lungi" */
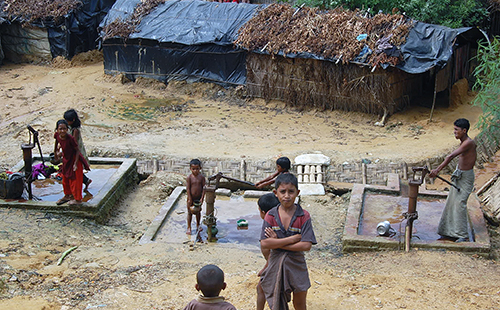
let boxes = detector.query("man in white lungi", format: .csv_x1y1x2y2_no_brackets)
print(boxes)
429,118,477,242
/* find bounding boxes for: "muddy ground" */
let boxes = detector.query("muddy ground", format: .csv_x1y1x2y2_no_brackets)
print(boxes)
1,53,500,309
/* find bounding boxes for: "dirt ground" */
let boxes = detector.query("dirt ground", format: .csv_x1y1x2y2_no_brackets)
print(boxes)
1,53,500,309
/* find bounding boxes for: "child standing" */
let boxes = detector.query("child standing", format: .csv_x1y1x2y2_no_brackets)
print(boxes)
257,193,280,310
186,159,206,235
53,120,90,206
255,157,291,189
260,173,316,310
183,264,236,310
64,109,92,190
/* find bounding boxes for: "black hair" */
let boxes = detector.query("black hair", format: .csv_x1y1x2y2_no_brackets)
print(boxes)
258,193,280,213
275,173,298,190
196,264,225,297
55,119,69,130
276,157,291,171
454,118,470,132
63,109,81,128
190,158,202,167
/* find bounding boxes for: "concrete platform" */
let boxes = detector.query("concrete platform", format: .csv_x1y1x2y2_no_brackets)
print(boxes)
0,157,137,222
140,187,264,250
342,173,491,257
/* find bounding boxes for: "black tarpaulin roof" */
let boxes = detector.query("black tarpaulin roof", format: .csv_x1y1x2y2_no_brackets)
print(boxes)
399,22,485,74
101,0,485,74
101,0,264,45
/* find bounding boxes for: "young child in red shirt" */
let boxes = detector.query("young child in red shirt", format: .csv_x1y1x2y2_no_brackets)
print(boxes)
53,119,89,205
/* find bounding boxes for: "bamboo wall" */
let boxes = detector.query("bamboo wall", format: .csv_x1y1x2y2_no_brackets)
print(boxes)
246,53,424,115
136,128,500,186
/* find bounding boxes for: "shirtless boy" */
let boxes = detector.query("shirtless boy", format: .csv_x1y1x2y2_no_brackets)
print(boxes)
186,159,206,235
429,118,477,242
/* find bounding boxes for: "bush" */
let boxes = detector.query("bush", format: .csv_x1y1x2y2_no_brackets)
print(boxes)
473,37,500,144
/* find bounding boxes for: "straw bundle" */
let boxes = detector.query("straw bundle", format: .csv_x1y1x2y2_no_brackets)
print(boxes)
235,4,413,67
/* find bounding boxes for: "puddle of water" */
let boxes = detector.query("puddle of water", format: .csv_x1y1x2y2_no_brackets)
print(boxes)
359,193,473,242
155,195,262,248
96,98,186,122
31,165,119,202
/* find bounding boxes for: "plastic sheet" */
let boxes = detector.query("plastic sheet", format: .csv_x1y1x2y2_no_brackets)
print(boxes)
101,0,263,85
1,0,114,60
101,0,263,45
100,0,484,84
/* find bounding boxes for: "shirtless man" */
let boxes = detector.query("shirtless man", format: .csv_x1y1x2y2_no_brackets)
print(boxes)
429,118,477,242
186,159,206,235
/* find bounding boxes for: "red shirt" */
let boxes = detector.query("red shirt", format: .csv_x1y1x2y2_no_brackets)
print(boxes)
54,132,89,179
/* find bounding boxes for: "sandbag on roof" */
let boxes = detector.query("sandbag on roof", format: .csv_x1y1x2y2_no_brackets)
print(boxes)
101,0,264,45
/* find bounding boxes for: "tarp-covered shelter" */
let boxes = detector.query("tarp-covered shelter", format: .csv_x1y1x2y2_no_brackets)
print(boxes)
100,0,264,85
0,0,115,63
100,1,484,115
236,4,484,115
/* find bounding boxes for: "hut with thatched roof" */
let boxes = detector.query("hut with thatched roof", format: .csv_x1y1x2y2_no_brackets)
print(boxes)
236,4,484,116
100,0,483,115
0,0,115,63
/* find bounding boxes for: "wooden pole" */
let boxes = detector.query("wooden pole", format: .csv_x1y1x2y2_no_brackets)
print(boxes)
429,72,438,122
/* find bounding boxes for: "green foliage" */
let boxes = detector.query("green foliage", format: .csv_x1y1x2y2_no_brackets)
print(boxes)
294,0,488,28
472,37,500,143
400,0,488,28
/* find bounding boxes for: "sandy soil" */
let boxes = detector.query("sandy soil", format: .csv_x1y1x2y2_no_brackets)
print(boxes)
1,53,500,309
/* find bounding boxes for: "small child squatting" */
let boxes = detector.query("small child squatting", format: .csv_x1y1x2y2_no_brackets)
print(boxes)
186,158,206,235
183,264,236,310
260,173,317,310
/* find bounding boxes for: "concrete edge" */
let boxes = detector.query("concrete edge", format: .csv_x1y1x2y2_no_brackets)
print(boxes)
342,174,491,256
139,186,186,245
1,157,137,220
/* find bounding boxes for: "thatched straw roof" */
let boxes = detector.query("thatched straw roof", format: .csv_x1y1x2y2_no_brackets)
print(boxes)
235,4,413,68
102,0,166,39
2,0,81,23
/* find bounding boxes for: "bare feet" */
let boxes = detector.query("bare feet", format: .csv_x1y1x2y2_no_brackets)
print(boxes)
68,200,82,206
186,227,192,235
84,179,92,191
